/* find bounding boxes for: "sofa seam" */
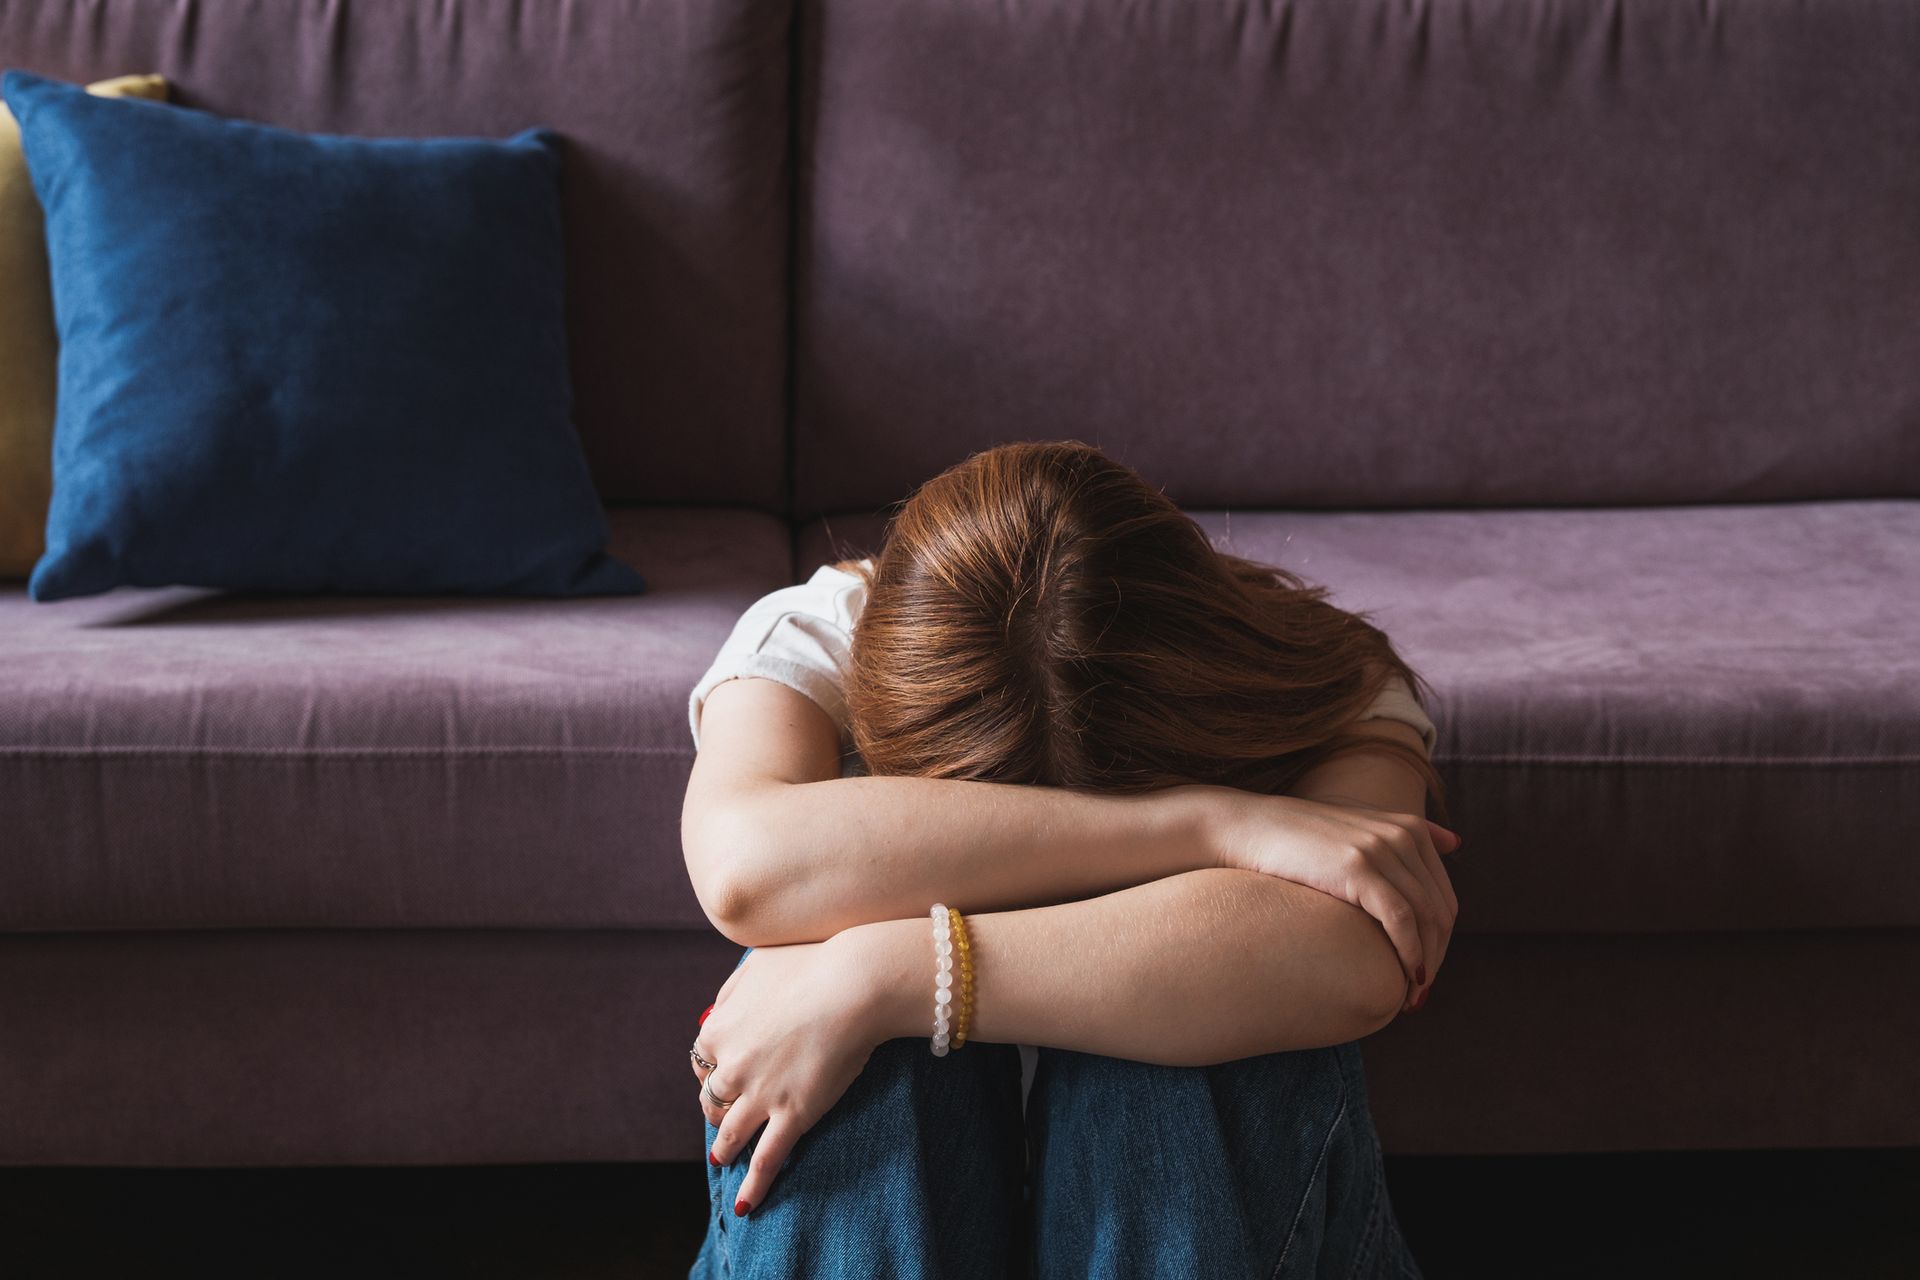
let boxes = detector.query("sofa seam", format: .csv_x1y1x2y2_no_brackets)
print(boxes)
780,0,806,573
2,747,1914,766
1438,754,1920,767
0,746,692,758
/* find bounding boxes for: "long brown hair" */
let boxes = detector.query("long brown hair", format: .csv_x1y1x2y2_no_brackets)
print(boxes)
843,441,1449,824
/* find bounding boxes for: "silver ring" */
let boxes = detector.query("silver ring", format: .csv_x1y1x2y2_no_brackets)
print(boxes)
690,1044,717,1072
701,1076,737,1109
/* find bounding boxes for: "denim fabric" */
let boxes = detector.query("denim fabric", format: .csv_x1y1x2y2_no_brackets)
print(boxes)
692,947,1423,1278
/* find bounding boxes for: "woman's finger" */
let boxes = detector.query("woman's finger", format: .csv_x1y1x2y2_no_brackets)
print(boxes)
1377,823,1437,992
700,1068,742,1129
1321,809,1435,992
690,1033,722,1084
1388,820,1450,1007
1353,870,1424,993
1404,820,1459,998
1398,843,1439,1011
1411,819,1459,952
708,1091,768,1169
733,1111,808,1217
1428,829,1460,918
1362,828,1440,990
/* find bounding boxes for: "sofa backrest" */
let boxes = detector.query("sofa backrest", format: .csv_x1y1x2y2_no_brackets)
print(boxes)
1,0,794,510
791,0,1920,516
16,1,1920,520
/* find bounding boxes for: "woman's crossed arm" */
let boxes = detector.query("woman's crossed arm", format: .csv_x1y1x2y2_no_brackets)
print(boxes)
834,711,1447,1061
684,676,1458,1031
683,676,1226,940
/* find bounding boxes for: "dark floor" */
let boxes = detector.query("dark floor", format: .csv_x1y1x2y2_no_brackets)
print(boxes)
4,1147,1916,1278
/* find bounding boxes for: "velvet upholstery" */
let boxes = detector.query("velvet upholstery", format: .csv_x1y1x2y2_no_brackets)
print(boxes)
0,0,793,508
792,0,1920,515
2,928,1913,1165
801,502,1920,933
3,0,1917,1168
0,509,786,931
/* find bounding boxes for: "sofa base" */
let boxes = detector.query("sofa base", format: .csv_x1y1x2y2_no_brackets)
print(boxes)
1360,928,1920,1155
2,928,1913,1165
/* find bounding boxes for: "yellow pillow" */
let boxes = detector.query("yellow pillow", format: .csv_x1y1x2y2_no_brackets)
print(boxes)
0,72,167,578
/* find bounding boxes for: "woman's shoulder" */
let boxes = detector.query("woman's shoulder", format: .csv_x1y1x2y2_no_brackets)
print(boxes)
695,559,873,682
780,557,871,631
807,556,872,590
688,559,875,749
1357,666,1438,756
818,556,874,580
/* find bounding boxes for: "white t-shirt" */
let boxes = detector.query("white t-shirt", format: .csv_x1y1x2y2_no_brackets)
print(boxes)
686,558,1439,1111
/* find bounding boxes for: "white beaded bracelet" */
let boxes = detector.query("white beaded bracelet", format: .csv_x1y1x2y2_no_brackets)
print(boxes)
929,902,956,1057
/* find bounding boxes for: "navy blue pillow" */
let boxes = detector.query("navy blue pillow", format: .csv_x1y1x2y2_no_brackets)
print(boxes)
2,69,644,600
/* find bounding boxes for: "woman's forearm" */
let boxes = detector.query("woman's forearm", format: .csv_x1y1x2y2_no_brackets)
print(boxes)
685,775,1222,947
835,867,1410,1065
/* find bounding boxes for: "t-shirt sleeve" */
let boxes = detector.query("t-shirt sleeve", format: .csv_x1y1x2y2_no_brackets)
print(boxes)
1357,672,1438,757
687,563,868,750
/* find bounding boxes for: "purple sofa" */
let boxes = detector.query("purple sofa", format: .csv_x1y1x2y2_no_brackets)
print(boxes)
3,0,1916,1166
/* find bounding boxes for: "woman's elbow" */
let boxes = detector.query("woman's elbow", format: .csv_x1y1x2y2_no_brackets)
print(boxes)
1349,986,1408,1041
682,807,776,944
692,873,764,946
1343,919,1416,1039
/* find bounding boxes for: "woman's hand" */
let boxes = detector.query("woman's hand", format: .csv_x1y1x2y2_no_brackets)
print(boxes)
1203,789,1460,1009
690,934,891,1216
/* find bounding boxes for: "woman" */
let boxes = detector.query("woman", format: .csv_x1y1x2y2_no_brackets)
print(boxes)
683,441,1459,1278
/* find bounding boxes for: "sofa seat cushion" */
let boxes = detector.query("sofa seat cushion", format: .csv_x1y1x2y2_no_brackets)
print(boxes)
0,507,787,931
801,500,1920,933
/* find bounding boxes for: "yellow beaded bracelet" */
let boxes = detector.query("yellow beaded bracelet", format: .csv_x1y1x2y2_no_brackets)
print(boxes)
949,906,974,1048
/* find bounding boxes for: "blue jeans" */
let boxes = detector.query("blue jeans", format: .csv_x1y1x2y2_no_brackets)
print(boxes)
691,947,1423,1279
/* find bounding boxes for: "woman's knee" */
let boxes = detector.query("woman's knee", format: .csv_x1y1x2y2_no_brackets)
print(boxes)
839,1036,1026,1141
1024,1043,1383,1279
697,1038,1028,1278
706,1036,1023,1182
1031,1040,1351,1135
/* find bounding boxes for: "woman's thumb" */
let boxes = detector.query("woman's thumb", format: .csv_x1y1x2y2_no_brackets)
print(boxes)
1426,820,1463,853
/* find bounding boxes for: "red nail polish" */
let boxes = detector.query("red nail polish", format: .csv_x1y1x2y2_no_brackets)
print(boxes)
709,1151,721,1167
1413,988,1430,1012
734,1198,751,1217
1415,964,1426,987
699,1003,714,1025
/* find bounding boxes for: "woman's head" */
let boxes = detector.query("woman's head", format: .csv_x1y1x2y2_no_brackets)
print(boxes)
844,441,1447,820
